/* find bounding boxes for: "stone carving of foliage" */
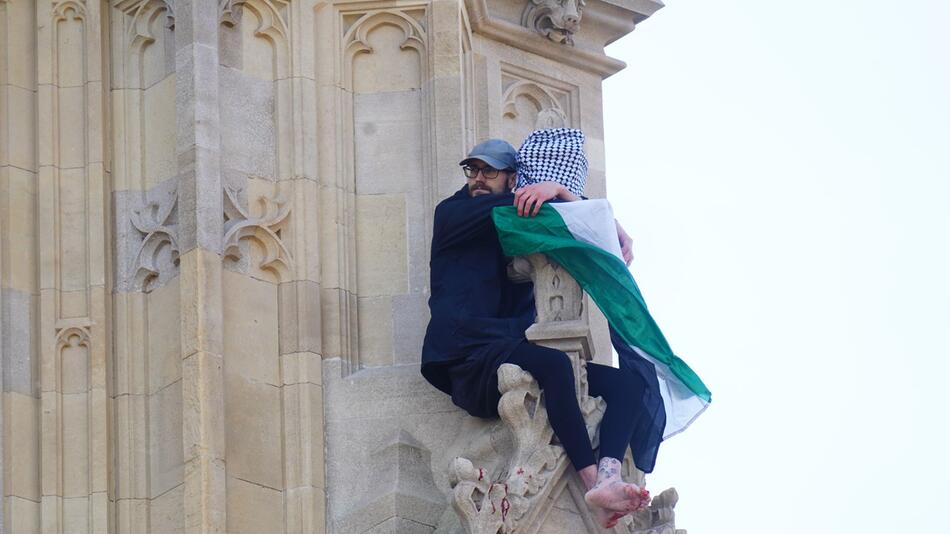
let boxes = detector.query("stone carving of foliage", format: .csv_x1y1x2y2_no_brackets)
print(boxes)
222,184,293,281
502,80,569,130
521,0,587,46
130,185,180,292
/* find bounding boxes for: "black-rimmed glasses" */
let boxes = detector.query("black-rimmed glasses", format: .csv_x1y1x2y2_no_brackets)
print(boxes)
462,165,506,179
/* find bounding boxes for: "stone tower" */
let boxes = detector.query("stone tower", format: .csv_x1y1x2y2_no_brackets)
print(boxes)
0,0,680,532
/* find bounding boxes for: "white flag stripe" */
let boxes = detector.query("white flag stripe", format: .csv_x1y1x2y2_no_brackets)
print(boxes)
631,346,710,439
550,200,624,261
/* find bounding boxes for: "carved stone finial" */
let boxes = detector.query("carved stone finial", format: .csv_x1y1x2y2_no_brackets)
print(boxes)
521,0,587,46
624,487,686,534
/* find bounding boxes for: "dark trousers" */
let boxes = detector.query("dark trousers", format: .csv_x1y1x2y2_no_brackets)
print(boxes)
504,341,648,471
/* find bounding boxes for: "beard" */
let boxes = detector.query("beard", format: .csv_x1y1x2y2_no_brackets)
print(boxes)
469,185,492,196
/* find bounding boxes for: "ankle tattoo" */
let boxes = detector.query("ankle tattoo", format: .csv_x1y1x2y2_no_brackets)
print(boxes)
596,457,621,482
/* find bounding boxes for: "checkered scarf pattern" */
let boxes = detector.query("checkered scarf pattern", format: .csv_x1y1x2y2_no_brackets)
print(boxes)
516,128,588,197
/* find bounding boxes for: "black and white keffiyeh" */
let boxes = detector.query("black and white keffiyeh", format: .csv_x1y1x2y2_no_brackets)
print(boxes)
516,128,588,197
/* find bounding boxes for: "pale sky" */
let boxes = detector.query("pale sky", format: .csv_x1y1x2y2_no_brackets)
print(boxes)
603,1,950,532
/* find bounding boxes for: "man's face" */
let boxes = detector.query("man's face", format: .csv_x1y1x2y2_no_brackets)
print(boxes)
463,160,516,197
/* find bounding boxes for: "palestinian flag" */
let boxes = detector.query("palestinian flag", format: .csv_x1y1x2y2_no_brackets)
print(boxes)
492,199,710,440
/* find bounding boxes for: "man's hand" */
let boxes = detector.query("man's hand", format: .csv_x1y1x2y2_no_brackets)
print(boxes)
514,182,580,217
616,220,634,265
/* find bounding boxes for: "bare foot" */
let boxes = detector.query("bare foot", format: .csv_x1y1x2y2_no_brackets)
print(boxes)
585,480,649,513
583,457,650,528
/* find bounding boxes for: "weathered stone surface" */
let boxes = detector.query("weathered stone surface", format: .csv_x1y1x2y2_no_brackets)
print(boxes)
227,476,284,534
1,289,34,394
224,378,282,490
355,194,409,297
279,280,323,355
222,269,280,386
149,380,184,499
150,483,185,534
357,295,395,367
392,292,429,365
147,280,183,394
335,430,445,533
145,76,179,187
219,66,276,180
354,92,425,195
3,392,40,501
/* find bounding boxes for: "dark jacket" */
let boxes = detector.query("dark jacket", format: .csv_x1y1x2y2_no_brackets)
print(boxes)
420,185,535,417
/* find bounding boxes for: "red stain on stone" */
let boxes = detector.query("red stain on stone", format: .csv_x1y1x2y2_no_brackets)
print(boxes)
516,468,525,475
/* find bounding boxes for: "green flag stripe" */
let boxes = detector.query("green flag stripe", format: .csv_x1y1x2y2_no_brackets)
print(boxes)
492,205,712,402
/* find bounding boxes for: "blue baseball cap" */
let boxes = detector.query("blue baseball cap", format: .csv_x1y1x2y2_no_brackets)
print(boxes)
459,138,518,171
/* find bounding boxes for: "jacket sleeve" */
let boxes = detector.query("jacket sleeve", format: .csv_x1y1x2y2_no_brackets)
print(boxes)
432,192,515,253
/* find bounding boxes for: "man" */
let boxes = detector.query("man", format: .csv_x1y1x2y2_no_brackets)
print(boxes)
421,137,653,528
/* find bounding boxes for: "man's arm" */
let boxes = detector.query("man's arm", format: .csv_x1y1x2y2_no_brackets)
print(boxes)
513,182,580,217
432,191,515,253
616,219,634,265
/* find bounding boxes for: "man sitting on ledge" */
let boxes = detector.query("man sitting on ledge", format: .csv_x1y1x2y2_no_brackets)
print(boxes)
420,132,660,529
